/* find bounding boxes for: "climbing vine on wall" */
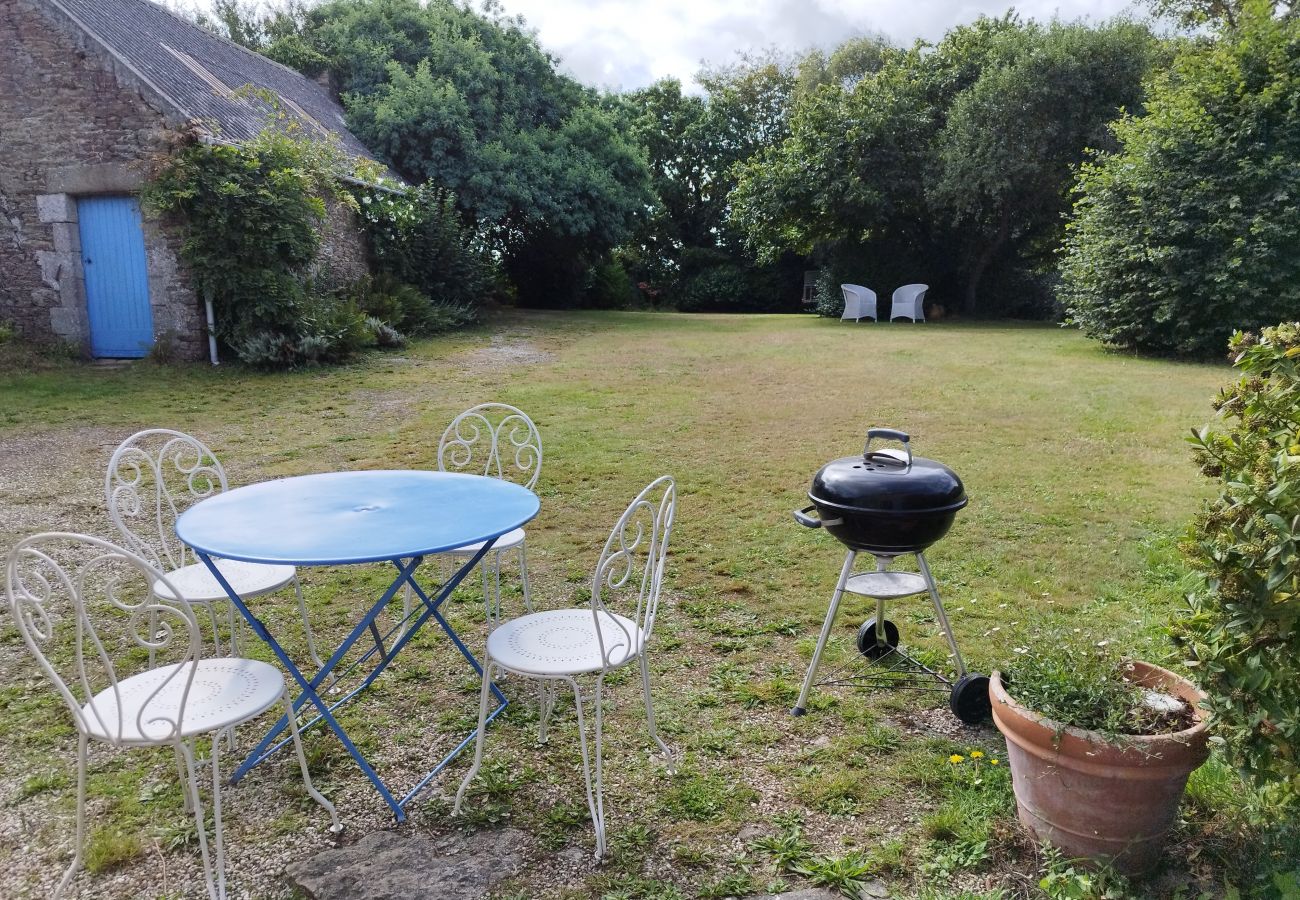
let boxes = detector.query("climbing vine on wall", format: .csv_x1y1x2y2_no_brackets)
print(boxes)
145,115,488,368
144,120,365,366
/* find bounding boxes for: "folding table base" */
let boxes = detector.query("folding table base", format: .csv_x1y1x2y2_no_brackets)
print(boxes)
200,541,505,821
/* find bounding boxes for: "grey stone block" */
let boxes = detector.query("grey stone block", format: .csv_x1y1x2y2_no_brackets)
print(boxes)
49,305,86,340
52,222,80,253
45,161,144,194
36,193,76,223
36,250,68,289
288,828,529,900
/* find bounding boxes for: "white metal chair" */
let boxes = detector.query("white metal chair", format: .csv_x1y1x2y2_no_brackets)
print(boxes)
840,284,878,322
106,429,324,670
6,532,338,900
890,283,928,322
455,476,677,859
424,404,542,627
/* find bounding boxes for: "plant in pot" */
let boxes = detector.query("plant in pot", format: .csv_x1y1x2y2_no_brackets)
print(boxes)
990,638,1210,876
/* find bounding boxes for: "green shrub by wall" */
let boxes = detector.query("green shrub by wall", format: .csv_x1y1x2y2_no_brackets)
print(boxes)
146,120,490,367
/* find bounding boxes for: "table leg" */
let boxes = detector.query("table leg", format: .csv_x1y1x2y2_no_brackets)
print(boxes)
199,541,503,820
398,597,509,807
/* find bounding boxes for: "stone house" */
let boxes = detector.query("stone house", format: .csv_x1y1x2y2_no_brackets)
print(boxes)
0,0,382,361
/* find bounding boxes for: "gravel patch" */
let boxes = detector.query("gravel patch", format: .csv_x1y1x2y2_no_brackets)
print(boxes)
0,427,124,545
452,337,555,374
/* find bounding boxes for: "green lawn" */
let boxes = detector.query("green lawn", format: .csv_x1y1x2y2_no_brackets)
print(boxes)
0,311,1290,899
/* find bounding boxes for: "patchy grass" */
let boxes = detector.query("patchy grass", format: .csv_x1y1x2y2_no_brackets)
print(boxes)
0,310,1293,898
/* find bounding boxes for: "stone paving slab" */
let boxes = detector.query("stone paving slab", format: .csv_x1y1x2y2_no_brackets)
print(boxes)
288,828,528,900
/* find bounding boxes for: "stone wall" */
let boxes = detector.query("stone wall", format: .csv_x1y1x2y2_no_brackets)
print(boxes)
0,0,204,359
313,196,370,289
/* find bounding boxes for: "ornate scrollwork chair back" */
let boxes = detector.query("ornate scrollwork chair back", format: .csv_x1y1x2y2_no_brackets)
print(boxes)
437,403,542,490
590,475,676,670
104,429,324,667
6,533,199,747
425,403,543,627
105,429,228,573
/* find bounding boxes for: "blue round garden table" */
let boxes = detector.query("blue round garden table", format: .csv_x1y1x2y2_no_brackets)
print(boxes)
176,470,540,820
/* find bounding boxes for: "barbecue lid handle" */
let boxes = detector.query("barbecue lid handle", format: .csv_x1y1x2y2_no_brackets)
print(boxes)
864,428,913,467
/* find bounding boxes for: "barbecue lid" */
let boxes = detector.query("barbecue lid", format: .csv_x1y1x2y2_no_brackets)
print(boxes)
808,428,967,514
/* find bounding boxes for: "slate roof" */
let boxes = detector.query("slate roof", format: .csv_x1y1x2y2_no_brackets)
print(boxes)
40,0,380,166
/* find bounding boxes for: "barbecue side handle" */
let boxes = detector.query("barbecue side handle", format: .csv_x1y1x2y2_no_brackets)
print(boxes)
794,505,842,528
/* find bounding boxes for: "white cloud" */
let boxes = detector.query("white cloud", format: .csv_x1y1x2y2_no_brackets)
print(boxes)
499,0,1144,92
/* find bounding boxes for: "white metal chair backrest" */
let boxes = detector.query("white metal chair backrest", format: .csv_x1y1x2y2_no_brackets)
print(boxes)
105,429,229,573
437,403,543,490
6,532,200,746
590,476,676,669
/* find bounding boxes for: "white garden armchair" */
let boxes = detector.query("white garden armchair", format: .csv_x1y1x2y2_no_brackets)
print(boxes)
891,284,928,322
105,429,325,670
840,284,878,322
6,533,338,900
455,476,677,859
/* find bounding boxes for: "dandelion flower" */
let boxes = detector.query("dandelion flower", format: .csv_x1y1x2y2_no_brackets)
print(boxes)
969,750,984,759
990,759,1000,766
949,754,964,764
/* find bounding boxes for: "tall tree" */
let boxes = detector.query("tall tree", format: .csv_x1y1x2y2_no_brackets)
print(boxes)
1062,1,1300,356
1148,0,1296,28
927,19,1156,313
240,0,651,307
615,79,715,285
795,34,893,96
732,17,1158,316
615,54,808,311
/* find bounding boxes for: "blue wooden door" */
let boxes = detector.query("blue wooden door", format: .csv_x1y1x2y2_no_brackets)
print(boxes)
78,196,153,357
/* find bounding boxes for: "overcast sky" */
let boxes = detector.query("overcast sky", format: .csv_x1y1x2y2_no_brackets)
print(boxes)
496,0,1144,92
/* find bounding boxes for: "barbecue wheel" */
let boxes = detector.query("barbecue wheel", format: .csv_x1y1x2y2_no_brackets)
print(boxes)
949,674,992,724
856,618,899,660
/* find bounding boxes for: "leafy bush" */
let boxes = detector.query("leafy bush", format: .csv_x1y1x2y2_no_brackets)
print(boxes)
676,263,752,312
814,269,846,318
1178,323,1300,798
144,121,368,367
343,274,476,337
146,117,483,367
671,248,799,313
1061,10,1300,357
356,183,494,316
581,256,637,309
364,316,406,349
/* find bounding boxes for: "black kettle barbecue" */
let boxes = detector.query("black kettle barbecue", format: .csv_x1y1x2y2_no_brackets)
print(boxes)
791,428,990,723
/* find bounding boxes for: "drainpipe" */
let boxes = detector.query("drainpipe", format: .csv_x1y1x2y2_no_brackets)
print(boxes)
203,286,219,366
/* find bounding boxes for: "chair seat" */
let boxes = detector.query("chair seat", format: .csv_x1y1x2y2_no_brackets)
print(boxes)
441,527,527,555
81,658,285,744
488,608,643,676
152,558,295,603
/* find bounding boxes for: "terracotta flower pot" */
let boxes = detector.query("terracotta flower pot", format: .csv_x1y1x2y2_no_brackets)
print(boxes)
990,661,1209,875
